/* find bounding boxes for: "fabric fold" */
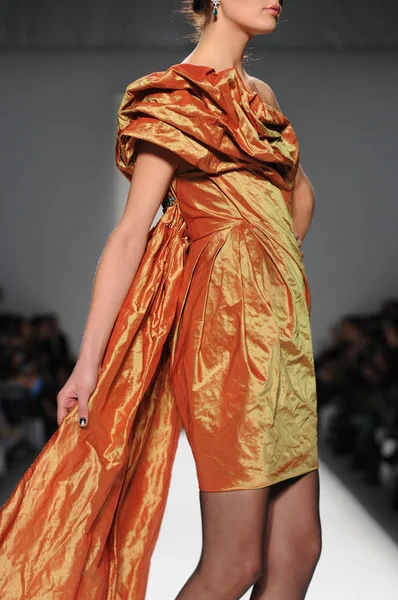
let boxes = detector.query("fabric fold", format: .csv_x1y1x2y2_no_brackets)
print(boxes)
0,201,188,599
116,63,299,185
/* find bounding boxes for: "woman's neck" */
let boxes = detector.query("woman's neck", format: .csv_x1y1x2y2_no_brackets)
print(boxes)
182,22,252,79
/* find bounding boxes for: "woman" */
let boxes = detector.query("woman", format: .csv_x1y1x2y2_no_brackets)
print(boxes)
0,1,321,599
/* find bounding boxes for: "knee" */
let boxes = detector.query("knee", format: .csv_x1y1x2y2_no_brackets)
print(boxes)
272,532,322,579
303,534,322,572
240,557,264,589
296,532,322,576
224,557,263,596
199,553,263,596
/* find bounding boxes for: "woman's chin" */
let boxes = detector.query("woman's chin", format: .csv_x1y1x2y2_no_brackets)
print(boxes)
251,15,279,35
252,23,278,36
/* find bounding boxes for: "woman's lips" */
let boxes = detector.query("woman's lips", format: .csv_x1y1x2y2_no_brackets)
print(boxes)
265,7,280,17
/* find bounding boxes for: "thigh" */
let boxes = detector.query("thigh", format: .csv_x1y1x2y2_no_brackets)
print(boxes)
264,470,321,564
199,487,270,573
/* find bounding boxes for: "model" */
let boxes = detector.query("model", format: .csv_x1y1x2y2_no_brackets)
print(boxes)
0,1,321,599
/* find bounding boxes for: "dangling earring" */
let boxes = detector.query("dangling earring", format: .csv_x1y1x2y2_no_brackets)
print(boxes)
212,0,220,17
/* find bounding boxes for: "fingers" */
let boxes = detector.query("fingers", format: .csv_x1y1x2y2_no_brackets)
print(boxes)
56,391,77,427
76,385,90,428
56,387,89,428
56,399,68,427
294,231,303,248
56,365,97,428
294,232,305,260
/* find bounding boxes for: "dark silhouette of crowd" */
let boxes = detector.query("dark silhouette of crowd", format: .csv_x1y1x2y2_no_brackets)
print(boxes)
316,298,398,511
0,311,75,476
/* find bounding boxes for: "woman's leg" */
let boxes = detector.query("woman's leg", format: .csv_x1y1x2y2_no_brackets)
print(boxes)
250,470,322,600
175,487,270,600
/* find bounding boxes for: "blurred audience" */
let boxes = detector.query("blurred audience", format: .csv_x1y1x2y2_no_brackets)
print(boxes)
0,311,75,477
317,298,398,512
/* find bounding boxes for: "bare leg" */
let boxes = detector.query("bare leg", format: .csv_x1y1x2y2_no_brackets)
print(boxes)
175,487,270,600
250,470,322,600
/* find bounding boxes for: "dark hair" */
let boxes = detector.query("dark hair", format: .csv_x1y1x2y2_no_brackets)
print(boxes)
180,0,213,42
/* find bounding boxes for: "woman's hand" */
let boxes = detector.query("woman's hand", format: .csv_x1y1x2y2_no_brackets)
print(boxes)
57,358,100,428
294,231,304,259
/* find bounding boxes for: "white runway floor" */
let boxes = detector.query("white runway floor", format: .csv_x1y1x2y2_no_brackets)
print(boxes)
148,432,398,600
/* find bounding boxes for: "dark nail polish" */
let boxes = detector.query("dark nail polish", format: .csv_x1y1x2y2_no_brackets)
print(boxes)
79,417,87,427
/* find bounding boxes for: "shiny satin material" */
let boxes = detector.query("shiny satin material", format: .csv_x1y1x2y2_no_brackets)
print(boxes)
0,63,318,598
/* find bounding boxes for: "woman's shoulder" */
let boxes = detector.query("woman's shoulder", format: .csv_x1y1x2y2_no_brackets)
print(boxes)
246,74,282,113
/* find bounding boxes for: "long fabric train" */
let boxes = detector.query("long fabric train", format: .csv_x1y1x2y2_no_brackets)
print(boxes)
0,199,188,599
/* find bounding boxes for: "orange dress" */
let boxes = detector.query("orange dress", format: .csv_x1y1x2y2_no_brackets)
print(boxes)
0,63,318,599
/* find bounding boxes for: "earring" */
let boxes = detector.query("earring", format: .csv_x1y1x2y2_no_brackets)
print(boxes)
212,0,220,17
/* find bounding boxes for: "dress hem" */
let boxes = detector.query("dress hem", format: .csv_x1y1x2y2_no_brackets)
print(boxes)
198,463,319,493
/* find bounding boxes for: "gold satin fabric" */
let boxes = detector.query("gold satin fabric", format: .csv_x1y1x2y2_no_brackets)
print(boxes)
0,63,318,598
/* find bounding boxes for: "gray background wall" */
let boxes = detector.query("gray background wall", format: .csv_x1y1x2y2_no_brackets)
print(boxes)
1,45,397,354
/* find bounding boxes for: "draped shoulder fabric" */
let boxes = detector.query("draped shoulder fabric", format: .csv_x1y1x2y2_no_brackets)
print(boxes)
0,63,318,599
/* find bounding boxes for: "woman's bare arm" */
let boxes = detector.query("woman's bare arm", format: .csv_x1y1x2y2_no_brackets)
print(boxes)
78,141,179,367
57,140,179,426
290,163,315,242
249,76,315,241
